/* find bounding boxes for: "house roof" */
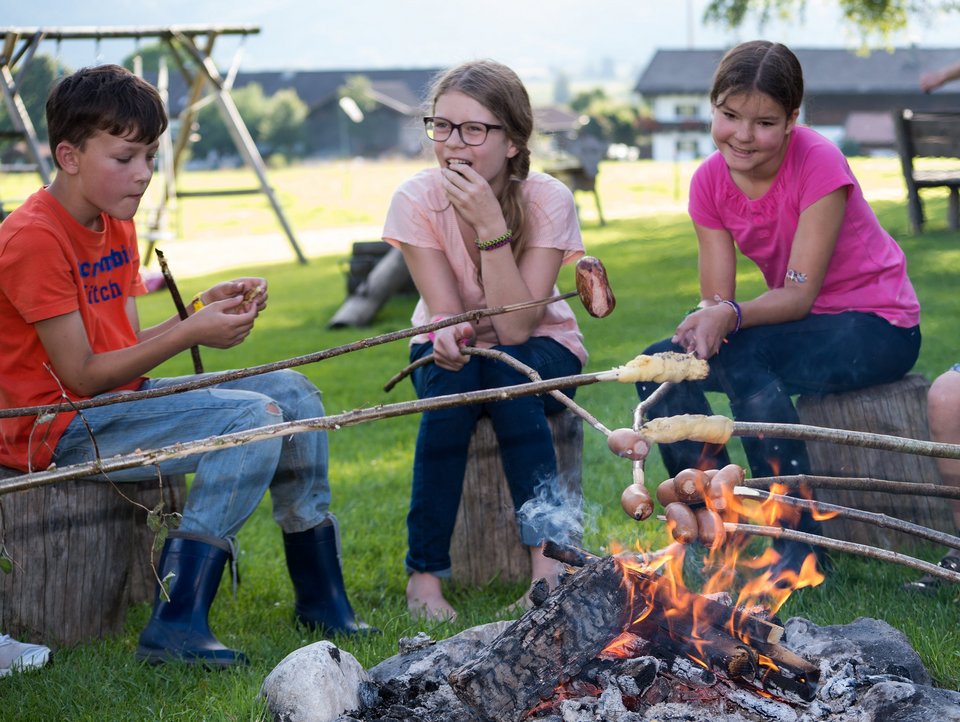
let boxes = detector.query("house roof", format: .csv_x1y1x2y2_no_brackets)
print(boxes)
165,67,442,116
635,47,960,96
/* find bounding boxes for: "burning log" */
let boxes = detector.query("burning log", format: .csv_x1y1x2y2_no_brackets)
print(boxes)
449,543,820,721
448,554,631,722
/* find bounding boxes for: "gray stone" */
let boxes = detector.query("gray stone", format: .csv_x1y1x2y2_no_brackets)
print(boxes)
260,641,370,722
784,616,931,684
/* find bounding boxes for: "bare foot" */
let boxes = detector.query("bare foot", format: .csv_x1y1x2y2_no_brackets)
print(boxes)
499,545,564,617
530,543,564,590
406,572,458,622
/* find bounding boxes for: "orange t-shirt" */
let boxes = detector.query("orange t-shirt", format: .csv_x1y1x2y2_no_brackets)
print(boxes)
0,189,147,471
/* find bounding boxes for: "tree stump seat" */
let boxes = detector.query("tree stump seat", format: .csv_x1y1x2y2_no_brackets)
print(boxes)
450,409,583,585
795,373,954,550
0,466,186,646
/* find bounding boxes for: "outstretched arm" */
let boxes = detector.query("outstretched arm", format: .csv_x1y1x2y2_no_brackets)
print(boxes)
921,60,960,93
674,187,846,359
36,280,264,397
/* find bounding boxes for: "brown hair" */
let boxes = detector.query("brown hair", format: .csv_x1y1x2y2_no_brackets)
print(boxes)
46,64,167,169
710,41,803,118
428,59,533,256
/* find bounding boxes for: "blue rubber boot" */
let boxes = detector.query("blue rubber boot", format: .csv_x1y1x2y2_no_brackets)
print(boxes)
135,533,247,667
283,517,379,636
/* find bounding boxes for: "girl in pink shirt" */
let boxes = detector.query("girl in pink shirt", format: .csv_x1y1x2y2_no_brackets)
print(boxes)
383,60,586,622
637,41,921,577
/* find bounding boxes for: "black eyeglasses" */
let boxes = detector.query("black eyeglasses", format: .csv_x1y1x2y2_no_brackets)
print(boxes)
423,117,504,146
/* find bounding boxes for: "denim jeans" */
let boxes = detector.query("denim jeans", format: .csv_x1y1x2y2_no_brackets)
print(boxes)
405,337,583,576
53,369,332,539
637,312,921,478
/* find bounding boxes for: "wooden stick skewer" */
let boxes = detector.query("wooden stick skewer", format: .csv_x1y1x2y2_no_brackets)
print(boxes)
155,249,203,374
0,369,624,494
734,486,960,551
655,514,960,585
384,346,612,435
0,291,583,420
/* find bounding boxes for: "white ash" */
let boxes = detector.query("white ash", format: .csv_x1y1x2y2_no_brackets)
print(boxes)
265,617,960,722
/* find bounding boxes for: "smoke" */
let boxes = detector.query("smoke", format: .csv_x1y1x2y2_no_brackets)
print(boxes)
516,471,589,546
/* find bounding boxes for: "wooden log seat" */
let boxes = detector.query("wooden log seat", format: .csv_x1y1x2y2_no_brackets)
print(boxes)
795,373,955,550
450,409,583,585
0,466,186,646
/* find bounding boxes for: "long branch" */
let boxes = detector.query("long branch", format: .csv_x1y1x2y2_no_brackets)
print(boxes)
385,347,612,435
732,420,960,460
734,486,960,551
0,291,579,420
740,473,960,500
0,369,615,495
719,522,960,585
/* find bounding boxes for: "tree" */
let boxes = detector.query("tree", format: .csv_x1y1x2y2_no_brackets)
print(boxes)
704,0,955,42
259,89,308,157
189,83,309,162
569,88,641,146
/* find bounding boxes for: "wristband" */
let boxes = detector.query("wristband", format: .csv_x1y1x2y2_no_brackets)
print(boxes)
190,292,205,313
719,299,742,335
427,313,450,343
475,230,512,251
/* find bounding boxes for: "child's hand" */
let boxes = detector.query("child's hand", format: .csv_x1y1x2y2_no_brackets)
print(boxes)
439,163,503,234
202,278,268,315
432,321,474,371
189,295,259,349
672,305,730,359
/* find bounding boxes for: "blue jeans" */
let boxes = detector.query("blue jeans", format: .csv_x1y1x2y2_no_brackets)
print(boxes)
406,337,583,576
53,370,332,539
637,312,921,478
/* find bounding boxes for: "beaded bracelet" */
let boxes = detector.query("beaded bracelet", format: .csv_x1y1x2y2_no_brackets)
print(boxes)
475,230,512,251
719,299,742,335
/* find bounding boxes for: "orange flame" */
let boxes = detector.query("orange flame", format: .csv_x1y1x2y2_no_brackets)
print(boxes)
606,469,829,662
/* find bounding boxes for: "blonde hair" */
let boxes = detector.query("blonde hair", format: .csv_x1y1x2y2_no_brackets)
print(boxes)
428,59,533,257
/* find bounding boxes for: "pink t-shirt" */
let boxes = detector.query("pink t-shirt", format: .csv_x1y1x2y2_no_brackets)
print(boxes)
383,168,588,365
689,126,920,328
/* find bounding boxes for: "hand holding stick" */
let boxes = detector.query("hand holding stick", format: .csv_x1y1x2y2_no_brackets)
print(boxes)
1,257,617,420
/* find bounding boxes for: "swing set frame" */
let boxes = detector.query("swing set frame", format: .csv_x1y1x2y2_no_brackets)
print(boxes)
0,25,307,264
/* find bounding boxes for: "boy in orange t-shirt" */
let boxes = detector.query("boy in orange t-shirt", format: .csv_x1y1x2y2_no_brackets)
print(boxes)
0,65,374,667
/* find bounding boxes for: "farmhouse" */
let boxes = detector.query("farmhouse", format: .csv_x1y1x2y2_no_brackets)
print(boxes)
634,47,960,161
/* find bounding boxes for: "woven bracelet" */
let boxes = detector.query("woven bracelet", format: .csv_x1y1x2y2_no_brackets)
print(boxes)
475,230,513,251
719,299,742,334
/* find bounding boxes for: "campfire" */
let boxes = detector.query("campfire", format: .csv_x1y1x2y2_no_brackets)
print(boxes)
262,533,960,722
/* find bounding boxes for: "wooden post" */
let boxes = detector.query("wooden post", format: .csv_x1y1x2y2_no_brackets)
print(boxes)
795,373,955,549
449,409,583,585
0,467,186,646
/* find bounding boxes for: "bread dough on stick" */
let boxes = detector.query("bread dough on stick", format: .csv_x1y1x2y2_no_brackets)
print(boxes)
614,352,709,383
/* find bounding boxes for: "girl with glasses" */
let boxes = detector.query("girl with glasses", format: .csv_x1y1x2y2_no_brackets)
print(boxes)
383,59,587,621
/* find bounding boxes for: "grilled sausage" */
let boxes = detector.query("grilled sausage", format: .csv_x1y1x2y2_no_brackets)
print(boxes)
664,502,698,544
695,507,726,549
575,256,616,318
621,483,654,521
673,468,709,503
655,477,681,506
607,427,648,460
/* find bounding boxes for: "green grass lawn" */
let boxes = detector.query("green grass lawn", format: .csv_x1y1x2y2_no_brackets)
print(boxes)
3,158,960,719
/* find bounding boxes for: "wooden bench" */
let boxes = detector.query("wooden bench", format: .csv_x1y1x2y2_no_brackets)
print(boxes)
0,466,186,646
450,409,583,585
795,373,955,550
894,109,960,233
